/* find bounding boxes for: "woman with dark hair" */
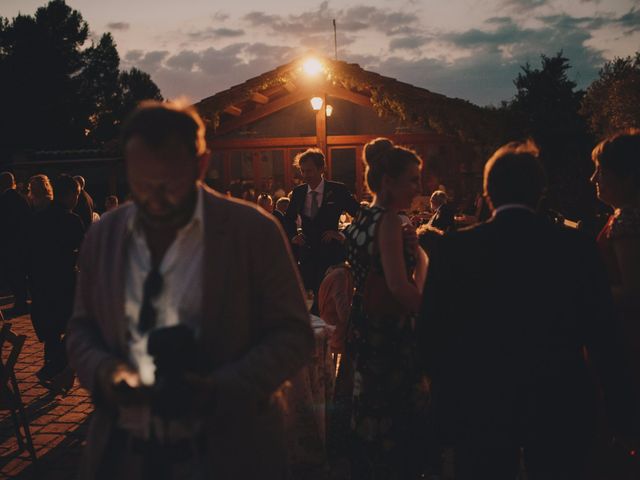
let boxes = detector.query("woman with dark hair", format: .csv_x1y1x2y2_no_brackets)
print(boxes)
344,137,429,478
591,129,640,388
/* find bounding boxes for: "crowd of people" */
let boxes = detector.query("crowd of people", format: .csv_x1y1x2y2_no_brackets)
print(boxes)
0,100,639,480
0,172,121,388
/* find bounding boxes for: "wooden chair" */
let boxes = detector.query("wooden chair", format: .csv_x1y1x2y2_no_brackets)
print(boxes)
0,323,37,463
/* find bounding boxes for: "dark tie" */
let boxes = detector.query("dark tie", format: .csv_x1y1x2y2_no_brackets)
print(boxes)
309,191,319,219
138,266,163,334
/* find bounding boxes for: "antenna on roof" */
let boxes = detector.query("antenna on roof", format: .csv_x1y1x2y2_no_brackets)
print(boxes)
333,19,338,60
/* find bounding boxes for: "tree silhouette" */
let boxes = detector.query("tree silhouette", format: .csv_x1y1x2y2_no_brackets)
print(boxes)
581,53,640,139
505,52,594,220
79,33,122,145
0,0,162,159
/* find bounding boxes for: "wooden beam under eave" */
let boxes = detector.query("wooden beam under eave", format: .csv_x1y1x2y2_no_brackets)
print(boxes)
251,93,269,104
224,105,242,117
214,89,310,136
324,84,372,108
284,82,297,93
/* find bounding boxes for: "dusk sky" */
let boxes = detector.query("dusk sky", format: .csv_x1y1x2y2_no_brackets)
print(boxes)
2,0,639,106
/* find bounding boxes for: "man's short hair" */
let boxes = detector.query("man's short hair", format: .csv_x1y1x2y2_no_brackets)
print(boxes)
484,140,546,209
275,197,290,209
73,175,86,190
121,101,206,157
0,171,15,191
294,148,325,169
257,193,273,204
430,190,448,208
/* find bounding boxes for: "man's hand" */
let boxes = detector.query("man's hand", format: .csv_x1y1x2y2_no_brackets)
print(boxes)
97,360,147,407
402,223,418,253
291,233,306,246
321,230,346,244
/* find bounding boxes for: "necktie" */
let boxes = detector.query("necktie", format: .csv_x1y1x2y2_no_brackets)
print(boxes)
138,266,163,334
309,191,319,219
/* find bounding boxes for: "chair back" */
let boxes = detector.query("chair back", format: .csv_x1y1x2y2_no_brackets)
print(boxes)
0,323,26,409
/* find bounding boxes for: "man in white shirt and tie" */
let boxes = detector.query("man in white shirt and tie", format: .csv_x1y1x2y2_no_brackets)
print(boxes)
284,148,359,297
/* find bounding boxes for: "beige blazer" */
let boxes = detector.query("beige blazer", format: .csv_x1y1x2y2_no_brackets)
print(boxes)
67,184,314,479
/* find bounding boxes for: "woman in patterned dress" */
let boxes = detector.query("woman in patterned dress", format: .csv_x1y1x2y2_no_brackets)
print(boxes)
344,138,429,479
591,129,640,392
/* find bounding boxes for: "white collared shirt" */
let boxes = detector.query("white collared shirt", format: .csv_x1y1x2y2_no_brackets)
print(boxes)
304,178,325,217
493,203,535,217
124,186,204,386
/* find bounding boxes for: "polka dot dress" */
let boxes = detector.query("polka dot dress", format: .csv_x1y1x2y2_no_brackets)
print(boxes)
343,205,428,476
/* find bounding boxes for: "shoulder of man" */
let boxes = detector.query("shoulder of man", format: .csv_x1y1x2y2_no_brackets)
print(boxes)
324,180,348,192
80,201,134,249
202,185,280,231
292,184,307,196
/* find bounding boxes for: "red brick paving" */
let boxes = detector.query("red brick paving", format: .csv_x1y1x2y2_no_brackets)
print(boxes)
0,308,92,479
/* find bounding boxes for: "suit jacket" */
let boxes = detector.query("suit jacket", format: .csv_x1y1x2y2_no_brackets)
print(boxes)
73,190,94,230
66,184,314,479
419,208,634,444
272,209,286,229
0,188,31,251
429,203,456,233
284,180,358,258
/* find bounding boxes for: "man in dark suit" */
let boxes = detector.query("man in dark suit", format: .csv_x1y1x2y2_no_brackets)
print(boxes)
418,141,635,479
284,148,359,295
272,197,289,229
73,175,95,229
0,171,31,316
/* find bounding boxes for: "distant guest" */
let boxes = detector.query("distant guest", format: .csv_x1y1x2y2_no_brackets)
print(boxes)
428,190,455,233
0,171,31,317
28,174,84,385
273,197,289,227
28,174,54,212
104,195,119,213
73,175,94,229
257,193,273,213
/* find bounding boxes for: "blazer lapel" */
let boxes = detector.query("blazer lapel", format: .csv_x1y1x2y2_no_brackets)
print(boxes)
319,181,333,211
108,207,131,355
201,186,232,368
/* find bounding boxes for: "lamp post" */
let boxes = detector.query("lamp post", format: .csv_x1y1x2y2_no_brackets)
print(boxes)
311,94,327,155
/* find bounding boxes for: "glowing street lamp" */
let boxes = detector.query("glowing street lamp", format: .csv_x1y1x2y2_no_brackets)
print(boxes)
310,96,324,111
325,104,333,117
302,58,323,76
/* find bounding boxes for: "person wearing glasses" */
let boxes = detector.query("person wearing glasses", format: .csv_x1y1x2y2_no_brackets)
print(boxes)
67,101,314,480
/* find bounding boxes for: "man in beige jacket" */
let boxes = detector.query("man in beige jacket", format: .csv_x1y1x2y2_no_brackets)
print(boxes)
67,101,313,479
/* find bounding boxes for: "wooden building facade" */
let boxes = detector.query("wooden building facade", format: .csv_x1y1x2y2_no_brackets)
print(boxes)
195,56,485,204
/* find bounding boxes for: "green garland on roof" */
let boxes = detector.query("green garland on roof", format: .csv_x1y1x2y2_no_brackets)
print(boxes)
196,58,504,146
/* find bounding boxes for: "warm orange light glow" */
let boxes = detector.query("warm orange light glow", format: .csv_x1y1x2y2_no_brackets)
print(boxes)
325,104,333,117
310,96,323,111
303,58,323,76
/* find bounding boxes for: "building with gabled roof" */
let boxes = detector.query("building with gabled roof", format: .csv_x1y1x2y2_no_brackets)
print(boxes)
195,55,496,204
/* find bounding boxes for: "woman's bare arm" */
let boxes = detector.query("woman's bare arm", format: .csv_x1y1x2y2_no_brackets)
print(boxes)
378,212,422,312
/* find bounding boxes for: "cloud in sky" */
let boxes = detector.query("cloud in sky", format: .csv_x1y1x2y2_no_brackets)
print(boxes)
106,22,130,31
243,2,418,36
113,0,639,106
187,27,245,41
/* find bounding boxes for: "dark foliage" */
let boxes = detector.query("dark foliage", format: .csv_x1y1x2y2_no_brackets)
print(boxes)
0,0,162,159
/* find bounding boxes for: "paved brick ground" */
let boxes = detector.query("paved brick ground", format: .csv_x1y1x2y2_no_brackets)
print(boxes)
0,307,92,480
